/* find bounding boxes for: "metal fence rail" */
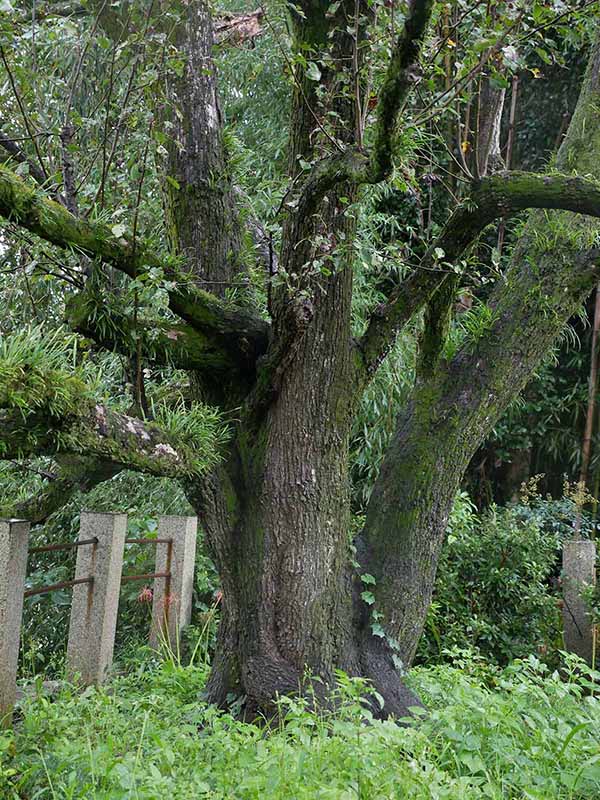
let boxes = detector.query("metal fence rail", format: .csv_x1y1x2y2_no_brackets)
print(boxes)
1,513,198,728
28,537,98,554
24,577,93,598
121,571,170,583
125,538,172,545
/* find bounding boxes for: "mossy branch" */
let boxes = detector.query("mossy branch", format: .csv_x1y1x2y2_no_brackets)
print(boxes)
67,292,241,374
0,404,207,478
0,328,229,477
416,274,460,380
0,457,121,524
358,170,600,380
0,164,270,372
287,2,434,218
367,0,435,183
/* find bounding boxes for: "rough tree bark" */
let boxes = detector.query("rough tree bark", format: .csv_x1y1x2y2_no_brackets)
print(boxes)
190,1,369,715
3,1,600,720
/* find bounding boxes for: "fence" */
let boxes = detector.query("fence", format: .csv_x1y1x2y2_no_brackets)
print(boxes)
0,512,197,727
1,514,597,727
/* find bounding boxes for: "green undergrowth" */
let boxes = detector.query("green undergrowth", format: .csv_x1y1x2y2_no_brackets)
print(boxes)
2,654,600,799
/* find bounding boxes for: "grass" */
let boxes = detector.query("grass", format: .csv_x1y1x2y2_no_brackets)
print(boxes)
1,654,600,799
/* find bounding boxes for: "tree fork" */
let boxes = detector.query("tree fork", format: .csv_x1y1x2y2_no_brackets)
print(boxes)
358,30,600,675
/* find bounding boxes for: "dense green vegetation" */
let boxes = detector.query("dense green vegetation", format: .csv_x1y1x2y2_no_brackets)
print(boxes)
2,654,600,799
9,478,593,678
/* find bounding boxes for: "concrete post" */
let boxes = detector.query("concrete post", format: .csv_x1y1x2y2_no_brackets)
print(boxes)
66,512,127,685
150,516,197,652
0,520,29,727
562,539,597,665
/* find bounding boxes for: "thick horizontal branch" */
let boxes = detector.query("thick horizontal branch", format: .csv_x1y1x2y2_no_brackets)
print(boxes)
67,293,242,374
0,329,227,477
0,403,205,478
0,165,270,372
358,171,600,378
0,125,47,187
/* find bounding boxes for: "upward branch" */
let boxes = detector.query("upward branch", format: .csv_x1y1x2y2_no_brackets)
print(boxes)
0,165,270,372
287,1,435,214
358,171,600,379
368,0,435,183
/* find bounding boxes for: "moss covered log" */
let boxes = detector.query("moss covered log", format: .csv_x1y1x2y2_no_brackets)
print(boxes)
0,401,215,478
0,164,154,275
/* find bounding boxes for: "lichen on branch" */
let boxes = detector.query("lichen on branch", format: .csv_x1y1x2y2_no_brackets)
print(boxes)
0,327,228,477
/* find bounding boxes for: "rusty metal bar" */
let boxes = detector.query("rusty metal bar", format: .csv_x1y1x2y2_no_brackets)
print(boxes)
125,538,172,545
24,577,93,598
121,571,170,583
28,537,98,554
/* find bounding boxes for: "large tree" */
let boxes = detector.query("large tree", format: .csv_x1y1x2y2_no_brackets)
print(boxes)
2,0,600,718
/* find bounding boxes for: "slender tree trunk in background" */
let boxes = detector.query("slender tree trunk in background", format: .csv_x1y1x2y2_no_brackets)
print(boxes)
163,2,242,293
497,74,519,255
475,78,506,178
575,284,600,533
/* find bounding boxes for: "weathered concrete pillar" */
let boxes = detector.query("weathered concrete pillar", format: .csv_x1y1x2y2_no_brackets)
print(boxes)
562,539,597,665
67,512,126,685
0,520,29,727
150,516,197,652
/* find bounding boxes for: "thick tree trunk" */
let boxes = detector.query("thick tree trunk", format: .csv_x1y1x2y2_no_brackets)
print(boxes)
182,1,421,719
195,399,357,716
359,380,466,671
190,9,364,714
185,12,600,721
9,0,600,724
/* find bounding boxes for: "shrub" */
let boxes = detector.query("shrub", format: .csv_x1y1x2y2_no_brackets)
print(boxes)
418,494,562,666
